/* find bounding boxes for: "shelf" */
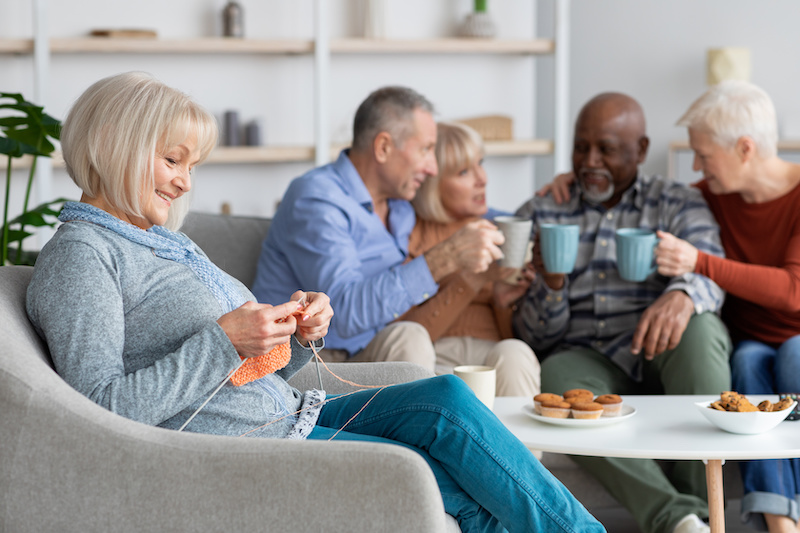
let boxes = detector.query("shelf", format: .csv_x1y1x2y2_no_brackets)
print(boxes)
484,139,553,156
0,140,553,171
670,139,800,151
207,146,314,164
49,37,314,54
1,37,553,56
330,38,554,55
0,39,33,54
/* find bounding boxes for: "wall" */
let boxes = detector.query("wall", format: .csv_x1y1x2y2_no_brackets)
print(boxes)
564,0,800,184
7,0,799,250
0,0,543,250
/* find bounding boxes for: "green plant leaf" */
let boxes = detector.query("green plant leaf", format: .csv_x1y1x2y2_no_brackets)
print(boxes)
0,117,29,127
1,228,33,241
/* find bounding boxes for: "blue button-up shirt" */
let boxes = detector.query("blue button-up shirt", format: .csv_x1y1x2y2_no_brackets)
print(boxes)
513,173,725,380
252,150,438,354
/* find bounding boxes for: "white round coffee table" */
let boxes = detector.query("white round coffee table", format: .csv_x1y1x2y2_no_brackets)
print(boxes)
493,395,800,533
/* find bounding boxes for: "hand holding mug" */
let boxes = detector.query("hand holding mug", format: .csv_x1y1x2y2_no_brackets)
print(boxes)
654,230,698,277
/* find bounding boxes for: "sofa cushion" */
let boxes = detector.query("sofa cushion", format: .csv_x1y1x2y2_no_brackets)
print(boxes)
181,212,270,289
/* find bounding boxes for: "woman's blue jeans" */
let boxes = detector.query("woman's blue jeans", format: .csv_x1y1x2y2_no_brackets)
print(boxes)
309,375,604,533
731,336,800,530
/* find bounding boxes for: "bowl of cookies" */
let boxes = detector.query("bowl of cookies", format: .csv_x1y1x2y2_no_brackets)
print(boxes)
695,391,796,435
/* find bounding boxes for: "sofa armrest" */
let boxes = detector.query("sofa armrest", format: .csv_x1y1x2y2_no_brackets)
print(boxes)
1,372,448,532
288,361,435,394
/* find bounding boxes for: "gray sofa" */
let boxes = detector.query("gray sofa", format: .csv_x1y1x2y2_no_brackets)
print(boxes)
1,211,743,532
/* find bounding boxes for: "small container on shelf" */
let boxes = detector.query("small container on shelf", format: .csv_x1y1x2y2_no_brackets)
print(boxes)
224,110,240,146
245,119,263,147
222,1,244,38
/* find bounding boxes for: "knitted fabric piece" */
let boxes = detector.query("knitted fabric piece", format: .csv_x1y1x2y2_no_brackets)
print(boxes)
230,341,292,386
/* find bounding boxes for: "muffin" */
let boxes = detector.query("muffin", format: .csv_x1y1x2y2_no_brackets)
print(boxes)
563,388,594,401
571,401,604,420
565,395,594,407
533,393,563,415
595,394,623,417
540,399,572,419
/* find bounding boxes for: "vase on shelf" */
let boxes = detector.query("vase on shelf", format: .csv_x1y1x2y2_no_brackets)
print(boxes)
459,0,496,39
222,1,244,38
363,0,386,39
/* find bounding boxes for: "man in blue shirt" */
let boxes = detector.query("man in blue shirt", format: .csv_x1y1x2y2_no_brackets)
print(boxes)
252,87,504,370
515,93,730,533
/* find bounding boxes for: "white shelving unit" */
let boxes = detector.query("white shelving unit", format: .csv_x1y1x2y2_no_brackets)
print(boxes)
3,0,570,217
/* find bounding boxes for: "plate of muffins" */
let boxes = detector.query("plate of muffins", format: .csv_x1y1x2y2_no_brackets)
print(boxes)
524,389,636,427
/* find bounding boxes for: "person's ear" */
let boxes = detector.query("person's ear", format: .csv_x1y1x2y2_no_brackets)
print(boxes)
735,136,757,163
373,131,393,164
636,135,650,164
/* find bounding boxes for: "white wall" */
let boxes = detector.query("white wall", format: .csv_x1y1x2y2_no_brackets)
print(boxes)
6,0,800,249
0,0,542,247
564,0,800,184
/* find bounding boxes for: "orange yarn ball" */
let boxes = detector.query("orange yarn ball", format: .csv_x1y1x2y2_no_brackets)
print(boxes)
230,341,292,386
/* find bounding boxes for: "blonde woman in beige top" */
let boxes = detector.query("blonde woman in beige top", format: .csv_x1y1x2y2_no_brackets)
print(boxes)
398,122,541,397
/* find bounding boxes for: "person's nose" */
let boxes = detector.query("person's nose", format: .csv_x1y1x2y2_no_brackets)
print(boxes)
174,167,192,193
475,164,488,186
586,146,603,168
692,153,702,173
426,152,438,177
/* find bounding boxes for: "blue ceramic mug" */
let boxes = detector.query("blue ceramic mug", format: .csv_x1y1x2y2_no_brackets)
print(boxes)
539,224,580,273
615,228,659,282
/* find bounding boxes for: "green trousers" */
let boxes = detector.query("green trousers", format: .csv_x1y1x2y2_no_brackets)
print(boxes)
541,312,731,533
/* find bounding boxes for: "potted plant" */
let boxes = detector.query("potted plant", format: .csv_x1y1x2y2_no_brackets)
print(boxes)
459,0,497,38
0,92,67,266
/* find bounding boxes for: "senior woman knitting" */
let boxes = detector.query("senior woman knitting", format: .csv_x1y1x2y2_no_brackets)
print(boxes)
26,72,604,533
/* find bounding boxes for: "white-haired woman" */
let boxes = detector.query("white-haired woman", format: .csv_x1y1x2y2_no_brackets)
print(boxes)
26,72,604,533
398,121,541,398
656,80,800,533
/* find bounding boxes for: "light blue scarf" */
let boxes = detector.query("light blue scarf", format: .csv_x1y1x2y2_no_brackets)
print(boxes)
58,201,246,313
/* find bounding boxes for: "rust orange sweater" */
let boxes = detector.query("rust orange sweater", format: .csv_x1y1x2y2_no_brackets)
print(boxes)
396,217,514,343
695,179,800,345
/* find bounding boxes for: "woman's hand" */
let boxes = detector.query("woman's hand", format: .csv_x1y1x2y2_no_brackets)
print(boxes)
536,172,576,205
492,264,536,309
655,230,699,277
217,300,301,359
290,290,333,346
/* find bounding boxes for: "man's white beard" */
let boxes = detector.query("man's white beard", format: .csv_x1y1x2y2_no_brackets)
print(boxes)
578,170,615,205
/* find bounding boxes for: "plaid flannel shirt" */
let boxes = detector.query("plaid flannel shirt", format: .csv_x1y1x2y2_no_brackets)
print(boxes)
513,173,725,381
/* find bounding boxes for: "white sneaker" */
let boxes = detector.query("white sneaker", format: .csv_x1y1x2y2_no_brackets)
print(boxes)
672,514,710,533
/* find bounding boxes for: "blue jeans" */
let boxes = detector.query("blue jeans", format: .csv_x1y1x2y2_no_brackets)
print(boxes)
731,336,800,530
310,375,605,533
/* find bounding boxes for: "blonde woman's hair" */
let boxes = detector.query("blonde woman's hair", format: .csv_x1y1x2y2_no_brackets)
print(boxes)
677,80,778,158
60,71,219,230
413,121,484,223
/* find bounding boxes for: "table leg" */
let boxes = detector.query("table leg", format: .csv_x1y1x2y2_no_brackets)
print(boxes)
705,459,725,533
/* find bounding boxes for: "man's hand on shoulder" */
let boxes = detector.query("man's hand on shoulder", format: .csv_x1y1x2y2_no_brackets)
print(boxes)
631,291,694,360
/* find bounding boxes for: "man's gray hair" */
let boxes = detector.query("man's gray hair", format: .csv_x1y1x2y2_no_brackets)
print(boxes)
677,80,778,158
352,86,435,152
